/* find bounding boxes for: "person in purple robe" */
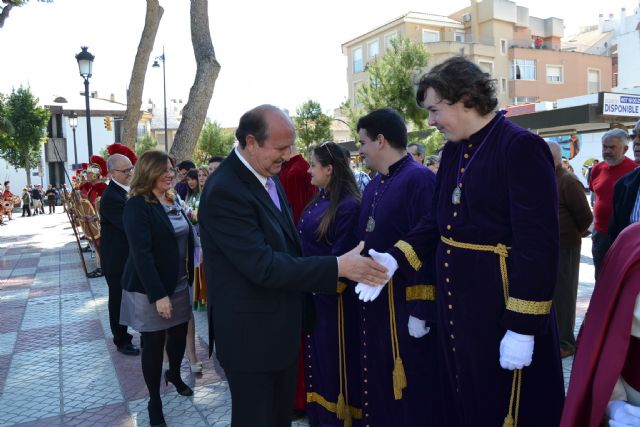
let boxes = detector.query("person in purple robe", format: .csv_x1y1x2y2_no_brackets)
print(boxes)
353,108,438,426
358,57,565,426
298,142,362,426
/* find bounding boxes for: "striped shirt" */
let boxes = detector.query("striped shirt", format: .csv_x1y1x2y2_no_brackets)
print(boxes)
631,187,640,224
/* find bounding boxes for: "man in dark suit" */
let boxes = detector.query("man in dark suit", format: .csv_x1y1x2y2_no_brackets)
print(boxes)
99,153,139,356
609,119,640,244
198,104,388,427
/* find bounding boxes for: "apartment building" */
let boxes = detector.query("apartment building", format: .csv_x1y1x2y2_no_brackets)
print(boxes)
341,0,612,109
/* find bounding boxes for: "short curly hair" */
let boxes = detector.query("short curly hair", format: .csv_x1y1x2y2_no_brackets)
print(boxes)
416,56,498,116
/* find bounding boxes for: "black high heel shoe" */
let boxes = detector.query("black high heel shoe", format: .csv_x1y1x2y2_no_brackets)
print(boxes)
164,370,194,396
148,398,166,427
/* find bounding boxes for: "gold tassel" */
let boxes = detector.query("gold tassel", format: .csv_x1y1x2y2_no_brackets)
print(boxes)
336,392,347,420
502,414,515,427
392,356,407,400
343,407,353,427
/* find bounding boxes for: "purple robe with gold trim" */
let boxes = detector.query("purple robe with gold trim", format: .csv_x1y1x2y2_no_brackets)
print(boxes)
299,191,362,426
357,154,438,427
389,114,565,427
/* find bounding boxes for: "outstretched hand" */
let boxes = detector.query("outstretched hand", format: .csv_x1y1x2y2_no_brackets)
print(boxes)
337,242,388,286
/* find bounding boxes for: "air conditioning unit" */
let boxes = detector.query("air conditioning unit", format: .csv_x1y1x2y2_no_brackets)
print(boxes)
462,13,471,23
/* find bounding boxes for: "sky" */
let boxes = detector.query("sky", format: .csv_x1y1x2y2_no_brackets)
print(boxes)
0,0,638,128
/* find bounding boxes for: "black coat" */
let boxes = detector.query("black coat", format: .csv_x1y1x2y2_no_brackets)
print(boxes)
609,167,640,242
121,195,195,304
99,181,129,278
198,150,338,373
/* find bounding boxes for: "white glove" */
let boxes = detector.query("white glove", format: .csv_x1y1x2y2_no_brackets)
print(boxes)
408,316,430,338
499,330,534,370
355,249,398,302
608,400,640,426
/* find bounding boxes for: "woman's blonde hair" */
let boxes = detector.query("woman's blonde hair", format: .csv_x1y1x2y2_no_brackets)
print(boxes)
129,150,176,203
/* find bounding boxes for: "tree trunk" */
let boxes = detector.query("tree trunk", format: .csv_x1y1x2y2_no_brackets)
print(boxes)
0,3,15,29
122,0,163,149
24,153,31,186
169,0,220,162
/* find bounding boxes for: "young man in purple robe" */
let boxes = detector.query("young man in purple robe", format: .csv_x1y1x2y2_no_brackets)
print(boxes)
359,57,565,426
353,108,438,426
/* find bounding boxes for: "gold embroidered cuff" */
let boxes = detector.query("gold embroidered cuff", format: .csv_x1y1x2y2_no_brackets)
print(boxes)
306,392,362,419
337,281,347,294
406,284,436,301
506,297,552,315
394,240,422,271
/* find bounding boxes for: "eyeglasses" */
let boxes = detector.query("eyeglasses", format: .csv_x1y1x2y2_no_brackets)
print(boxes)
111,167,135,174
165,167,177,175
320,141,334,160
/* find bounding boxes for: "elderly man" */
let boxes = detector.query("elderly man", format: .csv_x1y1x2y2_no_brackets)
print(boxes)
609,120,640,244
198,104,387,427
407,142,425,164
589,128,637,278
99,151,139,355
547,141,593,358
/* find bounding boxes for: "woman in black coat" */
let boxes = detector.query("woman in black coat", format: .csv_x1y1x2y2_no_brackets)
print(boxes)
120,151,195,427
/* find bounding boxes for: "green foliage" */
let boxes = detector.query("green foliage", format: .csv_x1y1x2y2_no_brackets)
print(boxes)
293,100,333,154
339,99,362,142
423,129,445,155
135,133,158,156
350,37,430,130
194,119,235,165
0,86,49,175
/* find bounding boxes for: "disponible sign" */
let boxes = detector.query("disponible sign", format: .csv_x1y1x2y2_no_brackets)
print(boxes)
602,93,640,117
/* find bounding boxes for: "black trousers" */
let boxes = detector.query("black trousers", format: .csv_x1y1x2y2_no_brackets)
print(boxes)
225,361,298,427
553,246,581,352
591,231,611,280
22,205,31,216
105,272,133,347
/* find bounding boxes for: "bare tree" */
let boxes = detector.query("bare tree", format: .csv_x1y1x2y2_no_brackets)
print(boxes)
1,0,53,29
169,0,220,162
122,0,163,149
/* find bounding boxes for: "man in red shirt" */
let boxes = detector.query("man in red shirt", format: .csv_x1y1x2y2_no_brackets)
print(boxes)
589,128,638,278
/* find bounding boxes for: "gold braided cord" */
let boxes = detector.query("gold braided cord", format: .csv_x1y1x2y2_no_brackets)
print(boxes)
440,236,525,427
394,240,422,271
306,392,362,419
405,284,436,301
387,279,407,400
336,293,347,421
506,297,552,315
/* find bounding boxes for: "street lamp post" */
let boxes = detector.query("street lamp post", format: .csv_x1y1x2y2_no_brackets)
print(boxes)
75,46,95,157
69,112,78,166
152,46,168,152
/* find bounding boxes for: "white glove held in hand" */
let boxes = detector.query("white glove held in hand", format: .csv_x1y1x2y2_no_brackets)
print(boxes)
608,400,640,426
499,330,534,370
408,316,430,338
355,250,398,302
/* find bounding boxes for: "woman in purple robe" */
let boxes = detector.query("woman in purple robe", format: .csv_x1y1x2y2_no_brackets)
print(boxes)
298,142,362,427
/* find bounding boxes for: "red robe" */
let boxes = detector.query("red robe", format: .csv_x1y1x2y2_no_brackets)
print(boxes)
560,222,640,427
280,154,317,223
279,154,317,411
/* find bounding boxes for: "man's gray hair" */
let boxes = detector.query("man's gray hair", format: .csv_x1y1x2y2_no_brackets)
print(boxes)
602,128,629,147
408,143,426,155
546,141,562,166
425,155,440,166
107,153,129,170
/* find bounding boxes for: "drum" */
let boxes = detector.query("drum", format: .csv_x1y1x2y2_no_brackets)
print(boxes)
2,201,13,214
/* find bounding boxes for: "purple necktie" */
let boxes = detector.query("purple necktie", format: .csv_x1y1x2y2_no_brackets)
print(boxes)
266,177,281,211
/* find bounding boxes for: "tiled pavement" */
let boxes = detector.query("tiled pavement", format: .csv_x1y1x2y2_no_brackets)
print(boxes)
0,211,595,426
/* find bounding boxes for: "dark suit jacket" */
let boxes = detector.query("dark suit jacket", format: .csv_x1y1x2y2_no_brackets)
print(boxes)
609,168,640,242
99,180,129,279
198,150,338,373
121,195,195,304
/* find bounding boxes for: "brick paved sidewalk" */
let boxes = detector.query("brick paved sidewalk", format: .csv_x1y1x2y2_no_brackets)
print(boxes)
0,211,595,426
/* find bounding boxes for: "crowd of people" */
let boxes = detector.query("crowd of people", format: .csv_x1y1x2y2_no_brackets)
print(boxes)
17,55,640,427
0,181,65,225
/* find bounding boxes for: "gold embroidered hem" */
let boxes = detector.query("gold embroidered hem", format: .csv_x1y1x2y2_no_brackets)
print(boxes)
394,240,422,271
306,392,362,419
506,297,552,315
406,284,436,301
